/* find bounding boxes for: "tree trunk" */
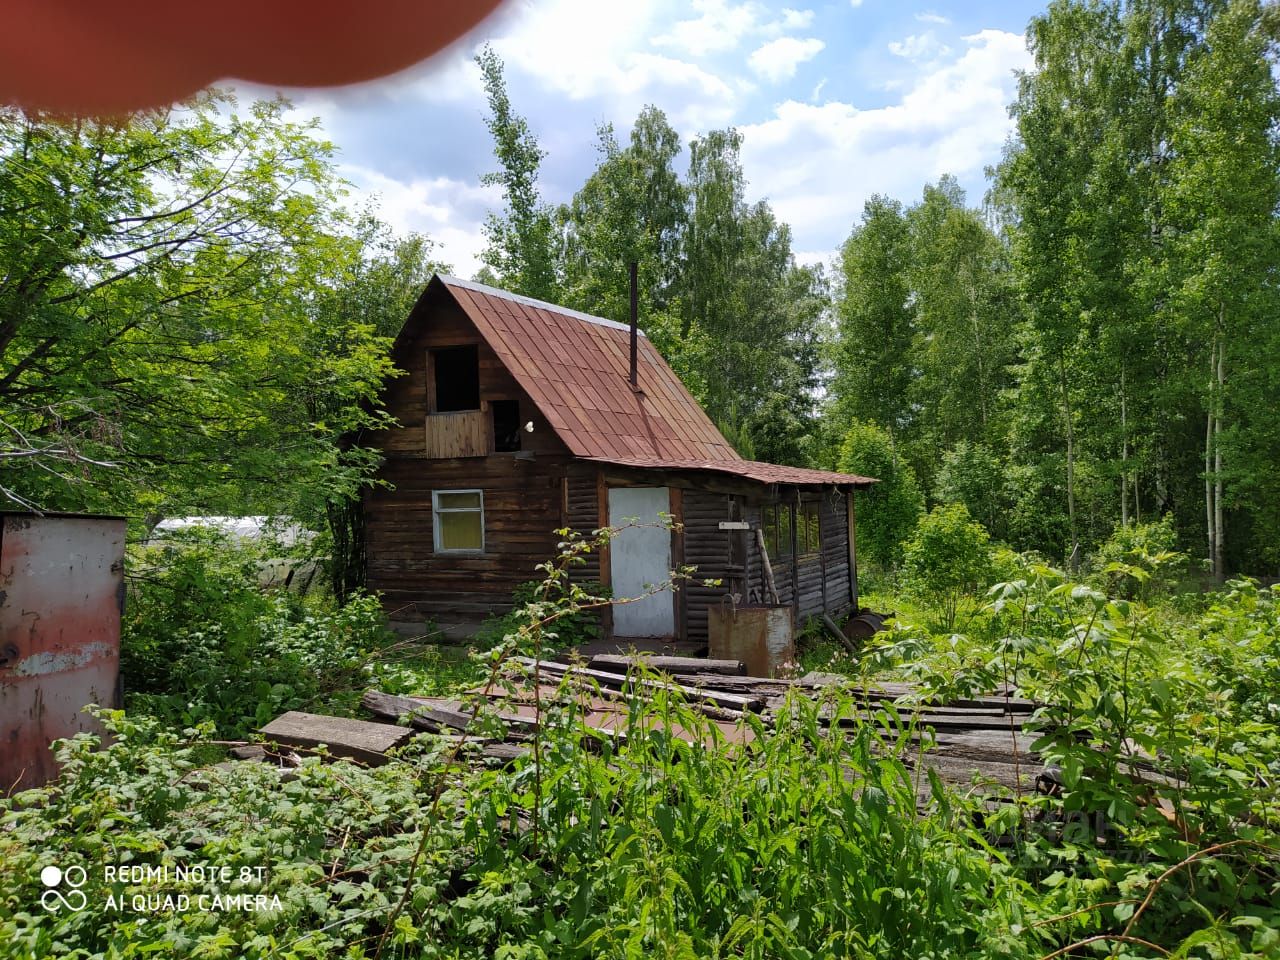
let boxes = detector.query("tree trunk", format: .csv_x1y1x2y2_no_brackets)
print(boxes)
1205,339,1216,579
326,494,367,605
1120,365,1130,527
1214,323,1226,582
1059,354,1079,571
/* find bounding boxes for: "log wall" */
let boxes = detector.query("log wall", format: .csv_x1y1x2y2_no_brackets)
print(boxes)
365,454,572,621
564,463,602,584
365,287,574,625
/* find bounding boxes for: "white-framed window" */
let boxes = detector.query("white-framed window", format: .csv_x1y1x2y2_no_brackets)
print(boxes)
432,489,484,553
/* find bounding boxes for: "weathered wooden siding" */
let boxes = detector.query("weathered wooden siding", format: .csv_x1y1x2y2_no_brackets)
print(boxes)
371,290,566,460
681,490,734,646
678,490,854,643
820,491,853,616
366,455,572,621
564,463,601,584
424,409,488,458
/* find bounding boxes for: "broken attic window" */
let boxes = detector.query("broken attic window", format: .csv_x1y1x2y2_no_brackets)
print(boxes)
432,345,480,412
492,398,521,452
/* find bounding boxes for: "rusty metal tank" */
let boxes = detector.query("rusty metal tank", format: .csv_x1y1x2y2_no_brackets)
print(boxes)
707,603,795,678
1,512,126,793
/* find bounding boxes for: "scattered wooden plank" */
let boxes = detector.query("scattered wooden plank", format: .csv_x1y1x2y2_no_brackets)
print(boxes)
588,654,746,677
671,674,796,697
361,689,475,732
259,711,413,766
511,657,765,712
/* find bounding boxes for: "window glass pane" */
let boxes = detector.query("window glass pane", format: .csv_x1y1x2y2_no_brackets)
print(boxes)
437,491,481,510
803,504,820,554
762,506,778,557
438,509,482,550
777,506,793,557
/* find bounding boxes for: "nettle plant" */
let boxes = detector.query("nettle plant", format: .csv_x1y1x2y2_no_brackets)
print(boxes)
929,564,1280,955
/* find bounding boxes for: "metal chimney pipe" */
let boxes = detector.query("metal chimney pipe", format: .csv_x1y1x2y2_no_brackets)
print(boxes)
628,260,639,390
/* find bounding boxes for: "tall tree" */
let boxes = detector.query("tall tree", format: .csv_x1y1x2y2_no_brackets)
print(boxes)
0,93,393,524
1164,0,1280,576
558,108,686,324
309,219,444,600
833,196,915,448
905,177,1018,486
475,45,557,301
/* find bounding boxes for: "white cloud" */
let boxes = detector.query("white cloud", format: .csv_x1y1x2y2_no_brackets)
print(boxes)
652,0,766,56
915,11,951,24
486,0,739,130
749,37,825,82
849,0,864,7
888,32,951,61
778,8,815,30
342,166,502,278
739,30,1032,245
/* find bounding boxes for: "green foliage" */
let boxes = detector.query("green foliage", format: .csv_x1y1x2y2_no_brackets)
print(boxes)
836,419,923,569
1087,516,1189,600
473,579,609,653
558,111,686,323
901,504,996,629
0,94,401,522
935,441,1008,539
993,0,1280,575
0,690,1049,959
860,568,1280,958
833,195,915,438
476,46,559,302
123,531,393,737
6,529,1280,958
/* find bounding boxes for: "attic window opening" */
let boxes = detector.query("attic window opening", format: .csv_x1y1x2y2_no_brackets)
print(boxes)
492,399,521,452
432,345,480,412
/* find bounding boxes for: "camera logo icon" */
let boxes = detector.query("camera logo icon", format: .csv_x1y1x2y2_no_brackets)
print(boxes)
40,865,88,912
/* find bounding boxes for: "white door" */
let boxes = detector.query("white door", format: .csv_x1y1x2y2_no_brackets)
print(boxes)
608,486,675,637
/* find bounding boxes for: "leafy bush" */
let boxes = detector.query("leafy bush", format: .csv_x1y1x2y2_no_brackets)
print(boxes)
473,578,609,652
1,696,1048,959
836,419,924,569
6,522,1277,959
1088,515,1188,600
936,440,1008,538
901,503,995,629
123,530,393,736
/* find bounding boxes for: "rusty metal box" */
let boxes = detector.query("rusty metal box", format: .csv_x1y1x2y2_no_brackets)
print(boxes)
1,512,126,792
707,604,795,678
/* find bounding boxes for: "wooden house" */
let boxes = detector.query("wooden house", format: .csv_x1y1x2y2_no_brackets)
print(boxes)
362,275,876,646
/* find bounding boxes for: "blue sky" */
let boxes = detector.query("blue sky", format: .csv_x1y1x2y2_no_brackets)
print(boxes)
251,0,1043,277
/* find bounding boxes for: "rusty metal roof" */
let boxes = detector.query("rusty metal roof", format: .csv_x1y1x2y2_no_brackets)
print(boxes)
584,457,877,488
435,275,876,489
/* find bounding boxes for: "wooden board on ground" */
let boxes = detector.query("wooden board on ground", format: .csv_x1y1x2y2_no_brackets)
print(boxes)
588,654,746,676
571,637,707,658
259,711,413,766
